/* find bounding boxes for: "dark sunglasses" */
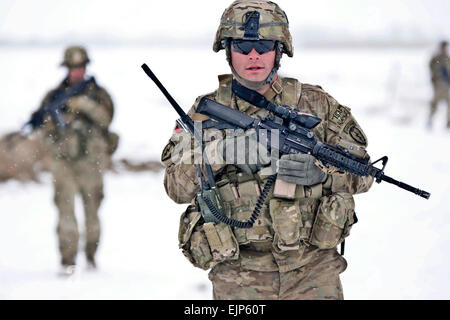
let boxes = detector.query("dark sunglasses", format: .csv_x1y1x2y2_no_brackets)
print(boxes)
230,39,277,55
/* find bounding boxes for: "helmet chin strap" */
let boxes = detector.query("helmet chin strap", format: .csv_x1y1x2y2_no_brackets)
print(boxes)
226,43,282,91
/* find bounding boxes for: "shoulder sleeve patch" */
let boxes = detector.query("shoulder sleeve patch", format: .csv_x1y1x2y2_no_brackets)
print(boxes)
330,105,351,126
161,140,175,165
345,121,367,145
349,125,367,145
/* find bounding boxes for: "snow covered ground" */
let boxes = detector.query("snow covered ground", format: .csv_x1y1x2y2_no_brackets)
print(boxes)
0,45,449,299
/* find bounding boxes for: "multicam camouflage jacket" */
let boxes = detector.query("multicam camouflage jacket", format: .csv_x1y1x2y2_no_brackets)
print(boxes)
162,74,373,272
430,53,450,85
37,77,117,162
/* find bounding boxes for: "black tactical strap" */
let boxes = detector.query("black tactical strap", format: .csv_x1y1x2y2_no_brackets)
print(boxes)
232,79,271,109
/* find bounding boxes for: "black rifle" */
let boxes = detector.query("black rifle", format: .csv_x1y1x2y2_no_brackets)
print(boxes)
24,77,94,131
141,64,430,229
196,79,430,200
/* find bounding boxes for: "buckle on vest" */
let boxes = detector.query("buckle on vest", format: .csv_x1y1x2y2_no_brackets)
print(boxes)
271,80,283,95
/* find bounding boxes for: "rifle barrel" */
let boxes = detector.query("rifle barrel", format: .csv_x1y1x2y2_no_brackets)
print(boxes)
379,173,430,199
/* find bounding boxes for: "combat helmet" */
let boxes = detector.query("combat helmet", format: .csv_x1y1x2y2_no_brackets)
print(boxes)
213,0,293,90
60,45,90,68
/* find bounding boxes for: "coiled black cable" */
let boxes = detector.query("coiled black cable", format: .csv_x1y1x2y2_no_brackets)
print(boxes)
201,173,277,228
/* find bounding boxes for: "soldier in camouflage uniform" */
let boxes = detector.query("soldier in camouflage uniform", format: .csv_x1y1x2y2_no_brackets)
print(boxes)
28,46,116,274
162,1,373,299
428,40,450,128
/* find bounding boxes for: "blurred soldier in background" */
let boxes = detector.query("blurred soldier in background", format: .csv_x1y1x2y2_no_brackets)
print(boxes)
23,45,118,275
428,40,450,129
162,0,373,299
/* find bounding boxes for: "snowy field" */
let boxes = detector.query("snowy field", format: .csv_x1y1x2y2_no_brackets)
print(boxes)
0,45,449,300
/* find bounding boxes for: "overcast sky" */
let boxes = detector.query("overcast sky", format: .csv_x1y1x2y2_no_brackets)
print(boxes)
0,0,449,45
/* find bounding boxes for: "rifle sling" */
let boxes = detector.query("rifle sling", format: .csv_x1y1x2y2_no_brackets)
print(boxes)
232,79,273,111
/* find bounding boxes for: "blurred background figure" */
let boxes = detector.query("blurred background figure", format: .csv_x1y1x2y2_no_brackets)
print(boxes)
22,45,118,275
428,40,450,129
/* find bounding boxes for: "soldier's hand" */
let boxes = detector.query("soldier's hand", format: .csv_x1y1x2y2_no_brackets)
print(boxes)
219,128,271,174
278,153,327,186
67,96,97,114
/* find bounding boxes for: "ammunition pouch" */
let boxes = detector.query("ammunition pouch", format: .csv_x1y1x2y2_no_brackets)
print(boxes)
269,198,303,251
178,168,357,270
217,170,273,246
60,131,81,161
50,117,112,162
267,185,356,253
178,205,239,270
49,129,83,161
309,193,356,249
269,194,320,253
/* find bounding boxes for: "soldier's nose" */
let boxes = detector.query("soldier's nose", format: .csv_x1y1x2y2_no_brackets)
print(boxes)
248,48,260,60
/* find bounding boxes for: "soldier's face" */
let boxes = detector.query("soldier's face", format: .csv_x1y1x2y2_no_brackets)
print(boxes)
231,46,276,83
68,67,86,84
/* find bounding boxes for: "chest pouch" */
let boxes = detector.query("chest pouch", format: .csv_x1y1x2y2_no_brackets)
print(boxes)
218,175,274,246
178,204,239,271
54,130,81,161
308,193,356,249
269,195,320,253
269,198,302,252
